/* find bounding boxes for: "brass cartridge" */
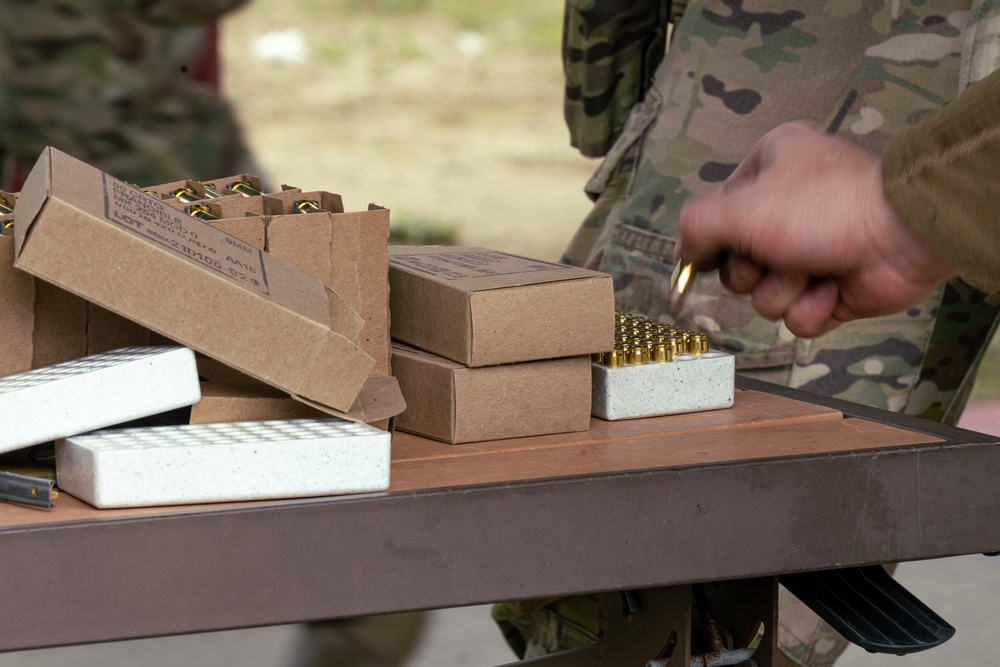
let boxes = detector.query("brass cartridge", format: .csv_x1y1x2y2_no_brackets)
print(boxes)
229,180,264,197
186,204,219,221
295,199,322,214
170,187,201,203
690,333,709,355
667,260,698,315
201,183,224,198
0,195,14,215
627,345,649,365
650,342,673,363
602,348,626,368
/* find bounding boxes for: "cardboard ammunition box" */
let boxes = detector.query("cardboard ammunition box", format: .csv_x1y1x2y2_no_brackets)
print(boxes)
13,147,374,416
389,246,615,367
391,342,592,444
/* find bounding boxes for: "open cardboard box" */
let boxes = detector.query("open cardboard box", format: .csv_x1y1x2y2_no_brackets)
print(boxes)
389,246,615,367
11,147,396,421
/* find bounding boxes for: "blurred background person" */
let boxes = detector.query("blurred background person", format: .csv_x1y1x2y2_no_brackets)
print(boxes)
0,0,258,191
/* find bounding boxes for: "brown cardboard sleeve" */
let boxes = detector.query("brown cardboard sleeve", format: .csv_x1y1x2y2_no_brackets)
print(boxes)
13,147,374,414
191,358,402,427
268,205,392,376
0,236,35,377
388,246,615,367
391,342,591,444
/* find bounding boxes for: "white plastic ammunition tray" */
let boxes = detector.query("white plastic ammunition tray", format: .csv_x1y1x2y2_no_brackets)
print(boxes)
0,346,200,454
591,313,735,420
56,418,391,508
591,350,735,420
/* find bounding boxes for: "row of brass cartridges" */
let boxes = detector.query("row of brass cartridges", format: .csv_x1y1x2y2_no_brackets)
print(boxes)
148,181,323,222
152,180,265,202
592,312,709,367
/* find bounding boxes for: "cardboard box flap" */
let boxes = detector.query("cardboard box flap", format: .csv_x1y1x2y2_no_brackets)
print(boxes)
295,375,406,424
391,340,464,369
13,147,372,412
13,148,54,256
388,246,602,291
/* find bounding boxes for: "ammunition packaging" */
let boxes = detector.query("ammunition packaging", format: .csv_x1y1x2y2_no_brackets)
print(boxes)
0,195,14,215
201,183,224,198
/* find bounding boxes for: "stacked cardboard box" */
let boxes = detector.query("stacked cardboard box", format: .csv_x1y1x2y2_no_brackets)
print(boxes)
388,246,615,444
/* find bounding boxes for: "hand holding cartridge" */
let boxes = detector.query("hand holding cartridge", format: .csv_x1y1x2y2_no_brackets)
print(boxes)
676,122,955,338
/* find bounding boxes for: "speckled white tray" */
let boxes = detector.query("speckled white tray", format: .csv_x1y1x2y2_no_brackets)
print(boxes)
591,350,735,420
56,418,391,508
0,346,200,454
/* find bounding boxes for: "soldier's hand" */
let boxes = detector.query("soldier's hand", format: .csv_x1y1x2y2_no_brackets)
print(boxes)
676,122,955,338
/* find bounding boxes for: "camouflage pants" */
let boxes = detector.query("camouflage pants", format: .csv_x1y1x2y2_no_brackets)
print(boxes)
493,567,899,665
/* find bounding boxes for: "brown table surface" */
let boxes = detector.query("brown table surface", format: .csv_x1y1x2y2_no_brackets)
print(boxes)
0,377,996,653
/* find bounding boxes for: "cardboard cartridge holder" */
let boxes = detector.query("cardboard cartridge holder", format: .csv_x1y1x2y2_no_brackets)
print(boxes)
389,246,615,367
391,342,592,444
12,147,375,416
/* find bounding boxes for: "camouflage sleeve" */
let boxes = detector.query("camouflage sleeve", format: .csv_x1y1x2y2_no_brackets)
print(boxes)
563,0,672,158
883,67,1000,295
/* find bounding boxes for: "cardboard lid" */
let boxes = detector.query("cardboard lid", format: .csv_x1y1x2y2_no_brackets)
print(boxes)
389,246,605,291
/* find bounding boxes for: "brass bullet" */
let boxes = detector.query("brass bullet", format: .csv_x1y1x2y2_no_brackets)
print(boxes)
667,260,698,315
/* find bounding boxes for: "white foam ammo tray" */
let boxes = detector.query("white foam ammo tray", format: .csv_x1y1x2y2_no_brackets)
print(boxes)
56,418,391,508
0,346,200,454
592,351,735,421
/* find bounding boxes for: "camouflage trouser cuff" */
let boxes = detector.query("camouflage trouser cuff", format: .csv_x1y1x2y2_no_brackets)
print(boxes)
491,601,599,660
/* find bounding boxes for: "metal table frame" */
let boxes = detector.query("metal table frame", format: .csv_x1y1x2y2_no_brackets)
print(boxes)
2,377,998,664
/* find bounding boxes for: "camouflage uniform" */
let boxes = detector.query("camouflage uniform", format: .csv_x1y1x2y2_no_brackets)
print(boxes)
0,0,257,190
495,1,1000,664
